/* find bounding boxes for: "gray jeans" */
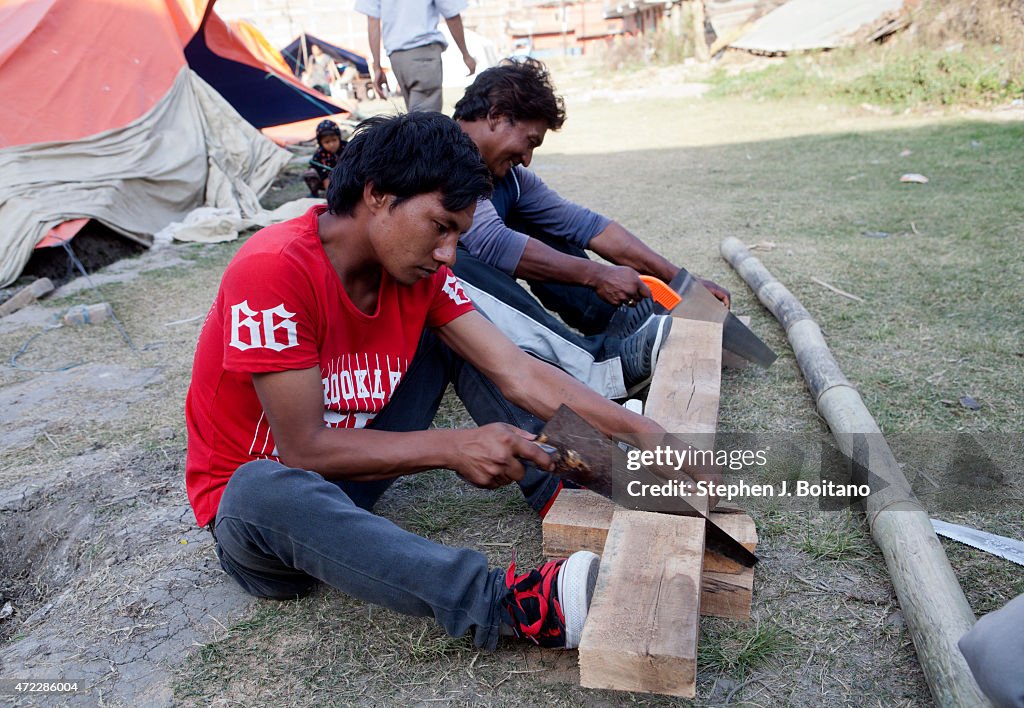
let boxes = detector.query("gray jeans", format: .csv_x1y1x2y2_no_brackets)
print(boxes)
389,42,443,112
209,331,559,649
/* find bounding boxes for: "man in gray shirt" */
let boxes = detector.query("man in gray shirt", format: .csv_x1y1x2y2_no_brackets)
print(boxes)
357,0,476,112
452,59,730,399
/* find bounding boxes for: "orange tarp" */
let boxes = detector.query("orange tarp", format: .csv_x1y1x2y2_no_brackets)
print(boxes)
0,0,208,148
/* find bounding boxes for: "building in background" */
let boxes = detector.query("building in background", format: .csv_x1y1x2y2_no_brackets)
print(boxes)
214,0,767,63
215,0,635,61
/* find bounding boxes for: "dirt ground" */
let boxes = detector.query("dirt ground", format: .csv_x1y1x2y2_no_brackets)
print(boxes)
1,63,1021,706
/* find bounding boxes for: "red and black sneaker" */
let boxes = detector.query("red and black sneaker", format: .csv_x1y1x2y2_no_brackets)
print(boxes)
500,550,600,649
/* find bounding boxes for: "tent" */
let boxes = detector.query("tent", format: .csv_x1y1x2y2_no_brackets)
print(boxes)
280,34,371,79
186,11,345,128
0,0,344,287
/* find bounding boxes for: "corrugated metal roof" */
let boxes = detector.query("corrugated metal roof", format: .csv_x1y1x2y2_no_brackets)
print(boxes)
730,0,905,53
706,0,786,38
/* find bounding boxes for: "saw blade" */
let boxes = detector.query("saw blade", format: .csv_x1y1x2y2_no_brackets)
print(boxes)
931,519,1024,566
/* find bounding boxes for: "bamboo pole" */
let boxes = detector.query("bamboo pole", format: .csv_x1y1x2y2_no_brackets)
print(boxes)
719,237,990,708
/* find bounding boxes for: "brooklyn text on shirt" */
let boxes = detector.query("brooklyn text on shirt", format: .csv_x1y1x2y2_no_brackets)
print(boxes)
322,353,409,412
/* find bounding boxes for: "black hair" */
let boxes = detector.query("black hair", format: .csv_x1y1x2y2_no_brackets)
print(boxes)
452,58,566,130
326,112,492,217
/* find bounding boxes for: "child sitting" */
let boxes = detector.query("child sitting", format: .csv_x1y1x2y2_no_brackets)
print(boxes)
302,120,347,198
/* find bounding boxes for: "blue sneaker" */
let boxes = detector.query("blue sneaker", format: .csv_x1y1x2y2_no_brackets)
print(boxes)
605,297,655,338
621,314,672,395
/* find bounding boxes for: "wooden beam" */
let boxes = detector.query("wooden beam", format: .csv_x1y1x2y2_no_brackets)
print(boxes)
647,318,722,436
578,509,705,697
543,489,757,620
642,318,724,518
721,236,990,705
0,278,54,318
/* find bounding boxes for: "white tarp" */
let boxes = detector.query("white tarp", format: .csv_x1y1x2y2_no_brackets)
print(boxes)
0,68,292,287
441,27,501,88
154,198,322,245
731,0,905,53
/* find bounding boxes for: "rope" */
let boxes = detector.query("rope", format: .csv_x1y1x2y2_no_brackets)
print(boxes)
7,239,142,372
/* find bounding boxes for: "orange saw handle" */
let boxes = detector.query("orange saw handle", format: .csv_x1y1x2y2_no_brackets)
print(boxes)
639,275,681,310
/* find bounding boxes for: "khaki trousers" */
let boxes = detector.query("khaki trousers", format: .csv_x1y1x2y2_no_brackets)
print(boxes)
389,42,444,112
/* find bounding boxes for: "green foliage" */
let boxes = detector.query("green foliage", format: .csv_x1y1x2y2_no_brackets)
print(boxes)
710,46,1024,109
700,619,793,676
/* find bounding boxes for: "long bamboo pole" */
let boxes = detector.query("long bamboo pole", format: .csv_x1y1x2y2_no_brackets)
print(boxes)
720,237,989,707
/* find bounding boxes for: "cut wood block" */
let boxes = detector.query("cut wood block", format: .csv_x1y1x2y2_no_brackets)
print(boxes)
579,509,705,697
702,569,755,621
721,316,752,369
0,278,54,318
542,488,613,557
543,489,758,620
701,512,758,572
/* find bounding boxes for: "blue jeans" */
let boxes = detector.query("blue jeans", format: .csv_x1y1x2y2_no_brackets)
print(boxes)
211,331,560,649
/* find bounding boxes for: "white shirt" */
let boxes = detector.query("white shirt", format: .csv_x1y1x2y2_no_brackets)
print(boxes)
355,0,467,55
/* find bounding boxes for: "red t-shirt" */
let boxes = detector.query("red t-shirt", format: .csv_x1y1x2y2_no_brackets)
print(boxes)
185,205,474,526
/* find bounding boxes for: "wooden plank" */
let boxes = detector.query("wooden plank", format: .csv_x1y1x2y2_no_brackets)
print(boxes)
0,278,54,318
543,489,757,619
644,318,723,517
646,318,723,436
721,315,751,369
578,509,705,697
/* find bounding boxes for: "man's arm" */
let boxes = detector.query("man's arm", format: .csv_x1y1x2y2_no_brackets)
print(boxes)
440,311,723,504
589,223,731,307
365,16,389,96
588,223,677,283
437,311,664,445
515,237,650,306
444,14,476,76
251,366,551,488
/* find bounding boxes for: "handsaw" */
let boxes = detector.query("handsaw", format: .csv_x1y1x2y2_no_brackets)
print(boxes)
536,405,759,568
931,519,1024,566
652,268,778,369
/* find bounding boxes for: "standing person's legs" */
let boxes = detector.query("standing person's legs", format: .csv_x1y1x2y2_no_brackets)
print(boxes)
452,245,629,399
389,43,444,113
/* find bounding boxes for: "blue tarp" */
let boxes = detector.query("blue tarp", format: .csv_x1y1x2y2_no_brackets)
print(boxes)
185,20,343,129
280,34,371,78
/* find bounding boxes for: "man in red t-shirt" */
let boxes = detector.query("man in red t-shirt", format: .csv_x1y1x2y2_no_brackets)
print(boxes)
185,113,668,651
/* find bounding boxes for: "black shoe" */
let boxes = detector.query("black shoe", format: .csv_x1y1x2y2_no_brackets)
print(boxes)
605,297,654,338
621,315,672,396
